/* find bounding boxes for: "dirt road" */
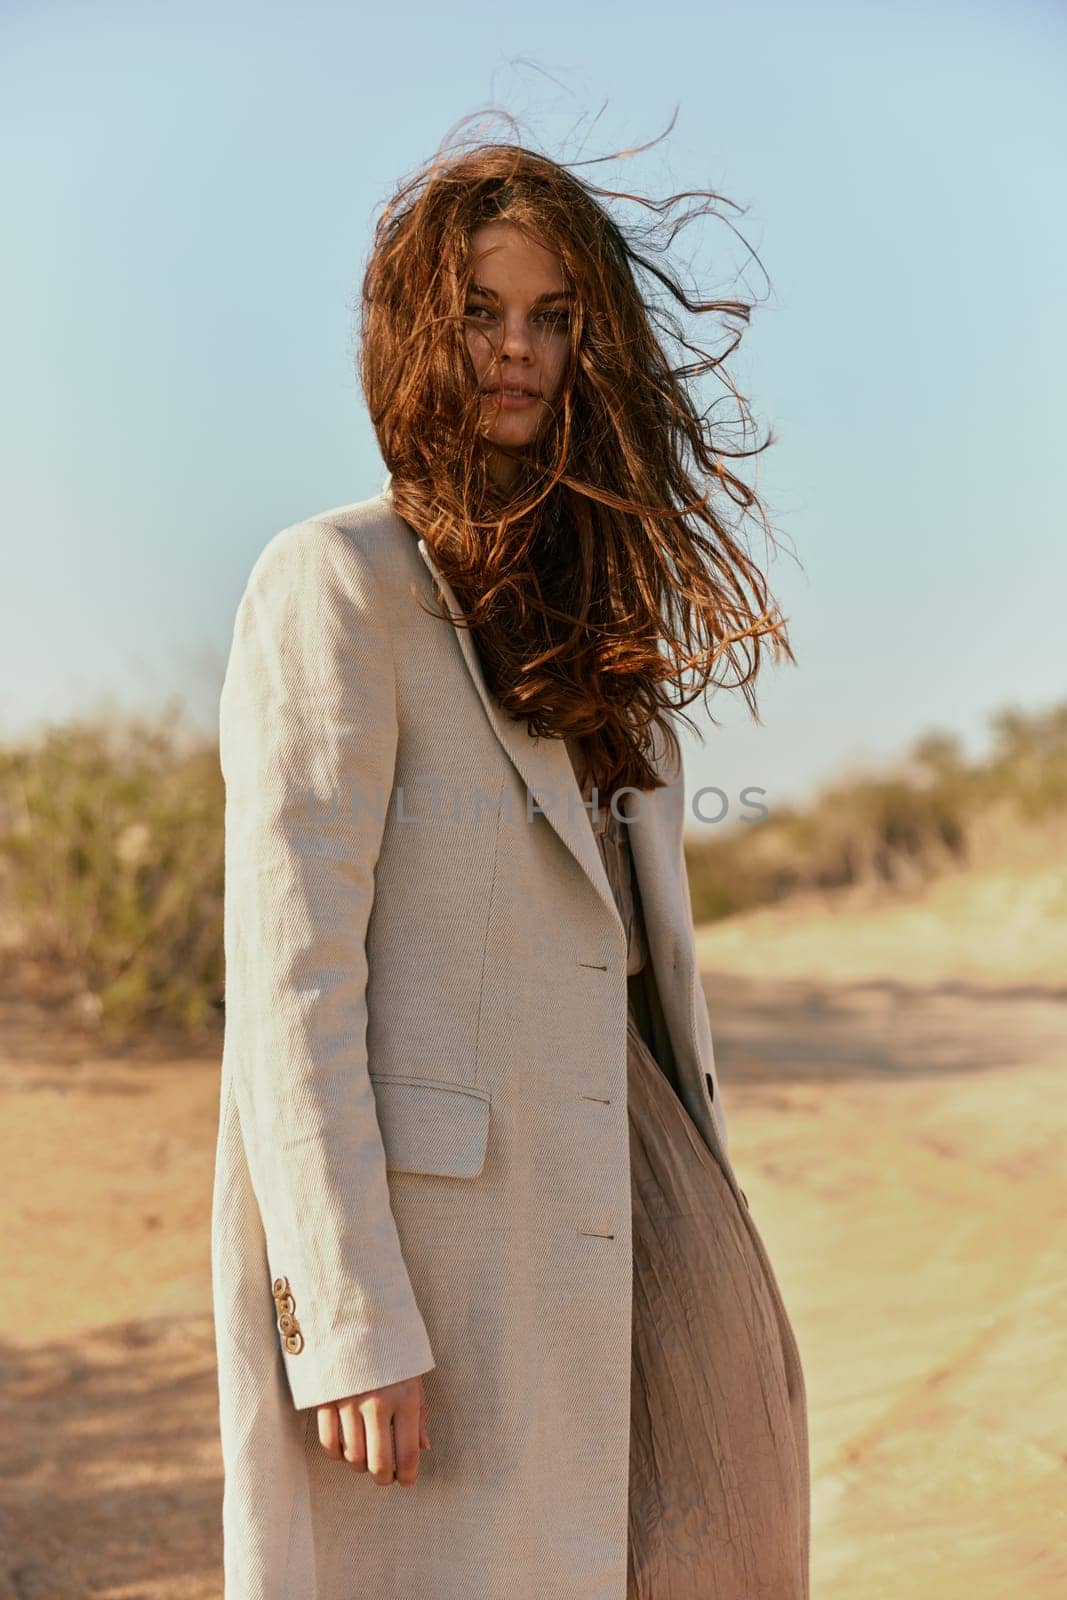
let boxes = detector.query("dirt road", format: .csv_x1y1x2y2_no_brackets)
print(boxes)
2,903,1065,1598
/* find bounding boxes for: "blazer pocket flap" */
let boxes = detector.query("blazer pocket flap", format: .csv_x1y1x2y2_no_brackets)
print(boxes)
369,1074,491,1178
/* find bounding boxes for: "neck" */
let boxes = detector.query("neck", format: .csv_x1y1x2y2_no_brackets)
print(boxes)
485,444,520,493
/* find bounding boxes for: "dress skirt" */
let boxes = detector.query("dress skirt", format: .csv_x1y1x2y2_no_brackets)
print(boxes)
625,1002,810,1600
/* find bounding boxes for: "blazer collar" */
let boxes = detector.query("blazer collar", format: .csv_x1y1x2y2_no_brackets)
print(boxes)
379,476,687,951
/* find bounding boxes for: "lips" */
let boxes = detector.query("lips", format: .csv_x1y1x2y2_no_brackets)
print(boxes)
482,384,540,398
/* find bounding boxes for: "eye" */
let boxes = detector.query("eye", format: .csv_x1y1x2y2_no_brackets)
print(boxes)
464,303,496,321
537,309,571,328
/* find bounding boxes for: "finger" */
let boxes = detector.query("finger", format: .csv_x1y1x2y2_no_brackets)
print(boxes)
316,1404,342,1460
393,1395,422,1486
419,1386,431,1451
338,1401,368,1472
363,1399,396,1485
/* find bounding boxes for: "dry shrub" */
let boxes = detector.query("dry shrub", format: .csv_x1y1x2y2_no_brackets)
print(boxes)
0,706,224,1037
686,700,1067,924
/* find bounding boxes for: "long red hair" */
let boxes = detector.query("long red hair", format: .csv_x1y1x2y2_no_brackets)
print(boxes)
359,121,794,796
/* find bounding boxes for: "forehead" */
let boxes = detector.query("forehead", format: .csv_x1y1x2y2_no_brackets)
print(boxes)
467,221,565,290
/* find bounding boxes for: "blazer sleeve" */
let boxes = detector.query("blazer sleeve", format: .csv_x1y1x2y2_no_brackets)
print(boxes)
219,516,435,1412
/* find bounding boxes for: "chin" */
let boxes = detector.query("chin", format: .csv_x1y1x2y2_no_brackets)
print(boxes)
478,424,536,454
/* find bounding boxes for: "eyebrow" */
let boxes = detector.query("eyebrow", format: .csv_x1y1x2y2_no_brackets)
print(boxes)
467,282,574,307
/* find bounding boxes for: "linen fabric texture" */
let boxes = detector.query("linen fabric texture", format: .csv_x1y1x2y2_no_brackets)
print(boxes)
211,485,809,1599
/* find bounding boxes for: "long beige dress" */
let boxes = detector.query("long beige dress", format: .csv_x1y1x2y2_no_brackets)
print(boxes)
566,741,810,1600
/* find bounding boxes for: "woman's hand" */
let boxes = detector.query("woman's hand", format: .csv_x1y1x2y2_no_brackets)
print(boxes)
315,1374,431,1485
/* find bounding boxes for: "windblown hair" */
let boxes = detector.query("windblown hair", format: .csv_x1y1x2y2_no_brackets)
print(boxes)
359,119,794,796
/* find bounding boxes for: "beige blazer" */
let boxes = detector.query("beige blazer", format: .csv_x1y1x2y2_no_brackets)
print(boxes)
211,479,806,1599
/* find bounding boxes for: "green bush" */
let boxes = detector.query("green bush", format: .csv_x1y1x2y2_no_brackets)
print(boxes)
0,706,224,1036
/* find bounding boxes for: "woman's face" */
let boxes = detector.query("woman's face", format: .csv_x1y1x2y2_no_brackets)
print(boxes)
463,221,572,469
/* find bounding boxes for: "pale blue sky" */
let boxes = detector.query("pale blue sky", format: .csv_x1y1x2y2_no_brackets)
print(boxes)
2,0,1064,825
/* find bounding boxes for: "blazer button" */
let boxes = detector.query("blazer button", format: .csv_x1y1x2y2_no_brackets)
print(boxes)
283,1331,305,1355
271,1275,291,1299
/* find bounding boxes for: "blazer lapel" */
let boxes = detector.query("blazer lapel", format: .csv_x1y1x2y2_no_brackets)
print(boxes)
379,477,697,1082
625,737,701,1078
406,516,621,932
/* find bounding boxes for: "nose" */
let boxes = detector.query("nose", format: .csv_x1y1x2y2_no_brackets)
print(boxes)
499,310,534,366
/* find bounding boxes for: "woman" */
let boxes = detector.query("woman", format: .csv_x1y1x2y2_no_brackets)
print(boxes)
212,135,809,1600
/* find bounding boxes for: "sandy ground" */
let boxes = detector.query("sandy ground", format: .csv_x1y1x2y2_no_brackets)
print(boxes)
2,864,1065,1598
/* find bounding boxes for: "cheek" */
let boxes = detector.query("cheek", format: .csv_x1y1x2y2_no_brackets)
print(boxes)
464,326,497,379
542,338,569,401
